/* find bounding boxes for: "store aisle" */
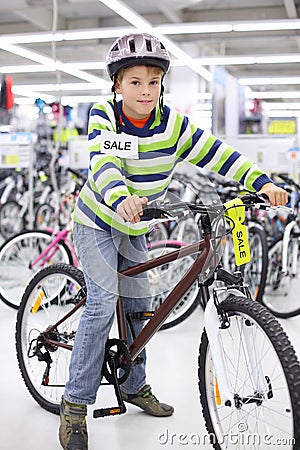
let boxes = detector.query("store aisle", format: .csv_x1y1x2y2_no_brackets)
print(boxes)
1,299,299,450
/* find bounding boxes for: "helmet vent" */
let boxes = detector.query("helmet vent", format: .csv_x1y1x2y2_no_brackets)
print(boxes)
129,39,136,53
145,39,152,52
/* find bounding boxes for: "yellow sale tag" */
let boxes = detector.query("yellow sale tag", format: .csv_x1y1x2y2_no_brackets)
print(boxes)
224,198,251,266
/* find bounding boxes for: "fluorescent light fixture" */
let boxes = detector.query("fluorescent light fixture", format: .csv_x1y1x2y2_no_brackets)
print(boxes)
63,27,133,40
268,110,300,117
233,19,300,32
97,0,212,82
0,33,64,44
61,95,111,105
256,55,300,64
2,20,300,45
239,77,300,86
12,87,56,103
98,0,153,31
249,91,300,99
0,43,110,87
264,102,300,110
12,82,109,93
0,64,57,73
0,43,55,66
157,23,233,34
60,62,107,70
14,97,36,105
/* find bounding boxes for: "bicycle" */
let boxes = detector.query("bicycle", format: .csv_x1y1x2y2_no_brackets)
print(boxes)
259,173,300,318
15,193,300,449
0,226,77,309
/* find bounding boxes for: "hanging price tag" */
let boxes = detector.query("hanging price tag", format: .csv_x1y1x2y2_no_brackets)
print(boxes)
224,198,250,266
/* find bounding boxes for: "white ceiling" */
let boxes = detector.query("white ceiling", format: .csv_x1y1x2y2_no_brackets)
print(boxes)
0,0,300,105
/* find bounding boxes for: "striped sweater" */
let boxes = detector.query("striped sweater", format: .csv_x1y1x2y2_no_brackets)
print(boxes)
72,99,272,235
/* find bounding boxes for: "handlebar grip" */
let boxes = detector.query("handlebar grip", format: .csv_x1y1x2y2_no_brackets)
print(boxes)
142,203,166,219
258,192,269,202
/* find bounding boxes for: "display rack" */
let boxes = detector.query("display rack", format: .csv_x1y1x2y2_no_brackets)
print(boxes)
0,132,36,227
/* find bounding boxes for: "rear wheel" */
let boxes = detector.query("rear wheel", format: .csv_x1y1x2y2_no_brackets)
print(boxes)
199,295,300,449
15,263,86,414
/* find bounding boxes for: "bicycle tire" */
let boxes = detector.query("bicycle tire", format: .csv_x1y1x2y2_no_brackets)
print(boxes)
262,237,300,318
0,200,23,239
148,241,200,330
16,263,86,414
243,224,268,302
198,295,300,449
34,203,56,229
0,229,73,309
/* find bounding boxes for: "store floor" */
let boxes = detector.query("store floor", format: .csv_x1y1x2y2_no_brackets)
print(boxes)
1,298,299,450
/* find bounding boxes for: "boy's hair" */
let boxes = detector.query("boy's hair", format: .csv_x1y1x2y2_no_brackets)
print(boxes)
116,65,164,82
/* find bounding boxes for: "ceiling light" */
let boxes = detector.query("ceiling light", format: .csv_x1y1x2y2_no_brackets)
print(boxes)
0,64,57,73
156,23,233,34
248,91,300,99
0,43,55,66
264,103,300,110
0,33,64,44
239,77,300,85
63,27,133,40
268,110,300,117
233,19,300,31
12,83,109,93
2,20,300,45
0,43,110,87
256,55,300,64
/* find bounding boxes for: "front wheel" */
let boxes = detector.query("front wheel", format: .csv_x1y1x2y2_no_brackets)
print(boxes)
16,263,86,414
262,237,300,318
198,295,300,449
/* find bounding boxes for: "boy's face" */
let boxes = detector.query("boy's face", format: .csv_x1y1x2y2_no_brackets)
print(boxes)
115,65,162,120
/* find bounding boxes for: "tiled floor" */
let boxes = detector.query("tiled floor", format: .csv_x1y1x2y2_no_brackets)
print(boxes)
1,294,299,450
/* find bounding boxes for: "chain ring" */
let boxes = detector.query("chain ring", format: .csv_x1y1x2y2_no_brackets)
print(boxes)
102,338,131,385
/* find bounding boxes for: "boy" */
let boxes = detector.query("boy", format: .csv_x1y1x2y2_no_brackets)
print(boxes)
59,33,287,450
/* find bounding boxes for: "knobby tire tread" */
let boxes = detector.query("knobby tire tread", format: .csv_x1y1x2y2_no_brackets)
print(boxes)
15,263,86,414
198,295,300,449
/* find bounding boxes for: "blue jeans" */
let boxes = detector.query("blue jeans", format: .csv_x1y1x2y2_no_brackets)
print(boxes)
64,222,152,405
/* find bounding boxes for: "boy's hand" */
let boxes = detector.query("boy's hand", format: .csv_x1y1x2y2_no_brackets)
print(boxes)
117,195,148,223
259,182,288,206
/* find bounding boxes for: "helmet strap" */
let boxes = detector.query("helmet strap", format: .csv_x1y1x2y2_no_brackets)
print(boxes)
112,78,122,134
159,81,165,123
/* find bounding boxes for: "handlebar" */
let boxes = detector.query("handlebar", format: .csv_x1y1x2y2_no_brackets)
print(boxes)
142,192,269,220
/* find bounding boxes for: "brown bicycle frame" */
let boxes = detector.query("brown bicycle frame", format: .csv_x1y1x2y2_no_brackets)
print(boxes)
117,234,211,362
44,233,212,361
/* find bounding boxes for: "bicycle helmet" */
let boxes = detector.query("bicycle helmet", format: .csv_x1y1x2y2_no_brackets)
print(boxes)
106,33,170,79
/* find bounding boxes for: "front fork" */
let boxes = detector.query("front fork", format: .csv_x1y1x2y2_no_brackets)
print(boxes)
203,286,269,407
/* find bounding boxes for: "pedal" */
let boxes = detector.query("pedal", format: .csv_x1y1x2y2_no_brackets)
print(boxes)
127,311,155,320
94,342,127,419
93,405,126,418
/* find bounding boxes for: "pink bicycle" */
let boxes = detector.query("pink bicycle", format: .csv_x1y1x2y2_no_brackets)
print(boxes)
0,226,78,309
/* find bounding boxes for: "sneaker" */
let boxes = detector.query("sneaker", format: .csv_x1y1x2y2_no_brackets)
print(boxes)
121,384,174,417
59,397,88,450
